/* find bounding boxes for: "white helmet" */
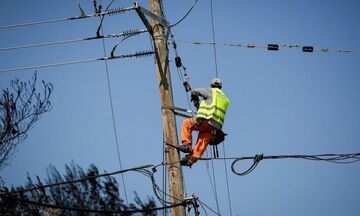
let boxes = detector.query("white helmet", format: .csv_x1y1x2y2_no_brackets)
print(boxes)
211,78,222,88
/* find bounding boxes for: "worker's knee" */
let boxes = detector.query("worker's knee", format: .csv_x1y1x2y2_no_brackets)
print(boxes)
182,118,195,129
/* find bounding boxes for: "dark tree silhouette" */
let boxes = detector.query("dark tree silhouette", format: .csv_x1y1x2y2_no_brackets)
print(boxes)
0,163,157,215
0,73,53,170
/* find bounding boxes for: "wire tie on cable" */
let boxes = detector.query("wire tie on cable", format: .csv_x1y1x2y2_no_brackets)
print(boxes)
152,167,157,173
254,154,264,163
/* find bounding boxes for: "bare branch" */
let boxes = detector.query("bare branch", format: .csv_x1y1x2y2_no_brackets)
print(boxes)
0,72,53,170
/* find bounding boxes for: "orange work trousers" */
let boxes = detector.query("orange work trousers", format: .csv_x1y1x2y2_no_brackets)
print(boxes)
181,118,214,158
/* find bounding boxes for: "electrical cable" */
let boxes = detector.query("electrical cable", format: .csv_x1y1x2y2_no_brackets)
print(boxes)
207,2,223,213
203,150,220,215
0,6,135,30
3,164,154,195
198,199,222,216
198,200,209,216
162,137,168,216
0,29,147,52
0,50,154,73
0,38,85,52
174,39,355,53
0,58,99,73
0,193,187,214
198,152,360,176
170,0,199,28
210,0,219,78
222,142,233,216
210,158,221,215
95,0,124,37
97,1,129,203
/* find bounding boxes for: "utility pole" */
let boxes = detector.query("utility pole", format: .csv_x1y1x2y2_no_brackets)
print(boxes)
134,1,186,214
149,1,186,215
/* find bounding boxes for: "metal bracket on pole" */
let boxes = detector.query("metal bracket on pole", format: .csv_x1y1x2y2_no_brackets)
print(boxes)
134,2,170,27
134,1,171,38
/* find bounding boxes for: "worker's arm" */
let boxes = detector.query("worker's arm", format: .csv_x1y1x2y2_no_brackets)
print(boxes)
191,87,212,99
191,87,212,109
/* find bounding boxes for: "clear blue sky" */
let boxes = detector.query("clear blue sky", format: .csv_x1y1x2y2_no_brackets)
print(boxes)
1,0,360,215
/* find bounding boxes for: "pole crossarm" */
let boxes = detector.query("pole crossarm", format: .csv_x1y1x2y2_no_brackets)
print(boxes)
134,2,170,28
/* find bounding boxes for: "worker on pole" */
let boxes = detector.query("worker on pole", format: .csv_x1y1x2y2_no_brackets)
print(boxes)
179,78,230,166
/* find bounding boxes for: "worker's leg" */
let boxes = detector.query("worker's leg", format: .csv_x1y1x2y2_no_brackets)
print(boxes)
192,121,213,158
181,118,197,146
192,131,212,158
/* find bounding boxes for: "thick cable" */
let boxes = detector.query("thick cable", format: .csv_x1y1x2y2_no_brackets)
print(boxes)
96,0,122,37
0,193,187,214
229,153,360,176
3,164,153,195
170,0,199,28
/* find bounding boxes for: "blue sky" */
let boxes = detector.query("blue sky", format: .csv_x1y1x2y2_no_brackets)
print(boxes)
1,0,360,215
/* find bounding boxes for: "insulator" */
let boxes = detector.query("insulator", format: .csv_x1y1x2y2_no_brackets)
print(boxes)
320,48,329,52
183,81,192,92
303,46,314,52
93,0,98,13
122,50,150,59
175,56,182,68
246,44,255,48
267,44,279,51
108,7,126,16
172,40,177,49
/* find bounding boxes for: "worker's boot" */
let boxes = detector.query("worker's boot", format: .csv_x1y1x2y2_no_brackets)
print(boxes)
180,154,198,167
178,144,192,153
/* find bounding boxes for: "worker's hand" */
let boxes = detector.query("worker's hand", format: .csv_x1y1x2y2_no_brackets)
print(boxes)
190,94,198,102
193,101,200,110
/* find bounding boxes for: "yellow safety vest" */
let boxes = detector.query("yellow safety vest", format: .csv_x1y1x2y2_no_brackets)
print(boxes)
196,88,230,126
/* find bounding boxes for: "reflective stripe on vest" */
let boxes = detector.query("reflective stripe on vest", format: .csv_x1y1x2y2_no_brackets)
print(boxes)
196,88,230,126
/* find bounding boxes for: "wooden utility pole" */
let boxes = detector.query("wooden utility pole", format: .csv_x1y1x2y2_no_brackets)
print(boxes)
149,0,186,215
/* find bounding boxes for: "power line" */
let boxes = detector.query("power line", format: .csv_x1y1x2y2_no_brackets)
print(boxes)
170,0,199,28
4,164,154,195
0,50,154,73
0,6,135,30
222,143,233,216
173,39,355,53
1,159,179,209
227,152,360,176
204,151,219,213
0,29,148,52
0,58,99,73
198,199,222,216
210,0,219,78
98,6,129,203
0,193,188,214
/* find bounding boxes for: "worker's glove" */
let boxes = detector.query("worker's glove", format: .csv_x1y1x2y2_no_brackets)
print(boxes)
193,101,200,110
190,94,198,102
191,95,200,110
